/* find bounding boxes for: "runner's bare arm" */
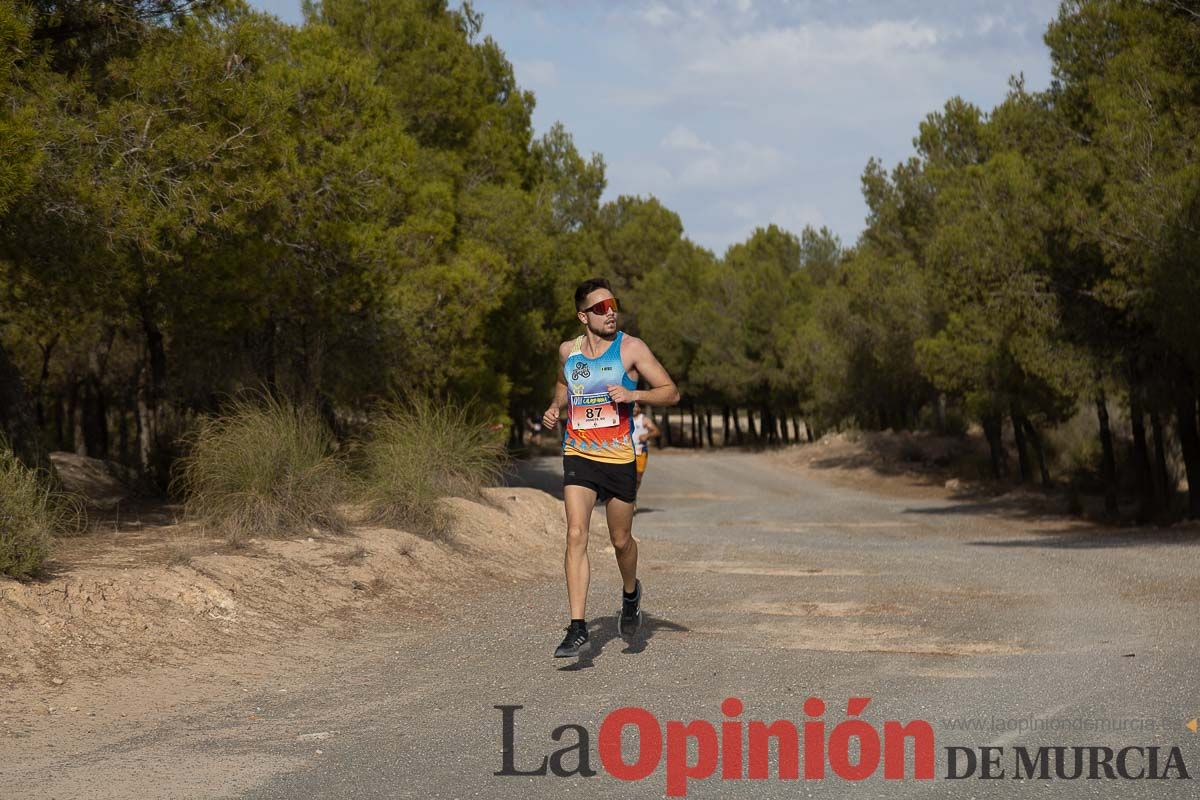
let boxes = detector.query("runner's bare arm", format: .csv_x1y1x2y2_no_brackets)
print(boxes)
608,336,680,406
542,340,572,429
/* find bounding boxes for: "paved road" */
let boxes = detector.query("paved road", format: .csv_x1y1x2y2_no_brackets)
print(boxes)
245,452,1200,799
18,451,1200,798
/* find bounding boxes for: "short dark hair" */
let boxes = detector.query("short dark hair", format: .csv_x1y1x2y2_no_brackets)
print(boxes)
575,277,612,310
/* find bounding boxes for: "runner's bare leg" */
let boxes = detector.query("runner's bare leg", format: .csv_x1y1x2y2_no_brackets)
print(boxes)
605,497,638,593
564,485,596,619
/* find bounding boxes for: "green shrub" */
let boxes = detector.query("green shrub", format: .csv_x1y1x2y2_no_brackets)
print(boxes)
0,445,72,579
172,393,347,543
357,396,507,538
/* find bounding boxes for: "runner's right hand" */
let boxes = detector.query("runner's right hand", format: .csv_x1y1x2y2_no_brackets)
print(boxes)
542,405,560,430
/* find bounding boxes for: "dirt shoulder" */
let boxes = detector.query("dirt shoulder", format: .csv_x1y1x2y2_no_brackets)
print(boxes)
770,430,1103,524
769,430,1200,547
1,487,564,699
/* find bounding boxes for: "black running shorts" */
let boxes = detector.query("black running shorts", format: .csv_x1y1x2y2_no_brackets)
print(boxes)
563,455,637,504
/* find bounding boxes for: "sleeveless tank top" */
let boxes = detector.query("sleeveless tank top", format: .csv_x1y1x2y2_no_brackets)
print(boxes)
562,332,637,464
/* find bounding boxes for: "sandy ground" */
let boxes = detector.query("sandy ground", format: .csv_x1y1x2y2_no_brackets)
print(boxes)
1,487,564,733
769,430,1119,524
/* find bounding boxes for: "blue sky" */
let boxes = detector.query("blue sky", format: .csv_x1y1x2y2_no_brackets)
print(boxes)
247,0,1060,255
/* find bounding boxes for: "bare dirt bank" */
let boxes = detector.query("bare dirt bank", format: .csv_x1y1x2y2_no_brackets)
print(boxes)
1,488,564,691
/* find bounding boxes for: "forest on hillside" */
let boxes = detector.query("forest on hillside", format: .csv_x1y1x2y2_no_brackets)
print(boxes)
2,1,1199,522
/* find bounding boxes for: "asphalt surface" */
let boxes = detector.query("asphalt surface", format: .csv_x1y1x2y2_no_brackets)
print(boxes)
246,451,1200,799
20,450,1200,798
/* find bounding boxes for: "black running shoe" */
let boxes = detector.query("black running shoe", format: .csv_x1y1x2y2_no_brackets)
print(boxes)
553,624,590,658
618,579,642,636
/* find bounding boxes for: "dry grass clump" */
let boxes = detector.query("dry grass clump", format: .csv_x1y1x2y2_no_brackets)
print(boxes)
172,394,347,544
357,396,506,538
0,444,81,579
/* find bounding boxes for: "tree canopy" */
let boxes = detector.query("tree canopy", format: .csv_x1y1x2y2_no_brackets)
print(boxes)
2,0,1199,519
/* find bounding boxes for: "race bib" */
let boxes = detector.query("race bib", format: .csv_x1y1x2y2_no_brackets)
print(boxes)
570,392,620,430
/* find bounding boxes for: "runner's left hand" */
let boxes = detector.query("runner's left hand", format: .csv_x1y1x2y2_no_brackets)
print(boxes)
607,385,636,403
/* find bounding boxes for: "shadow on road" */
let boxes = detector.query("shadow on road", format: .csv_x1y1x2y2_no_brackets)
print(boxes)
557,614,690,672
901,494,1070,521
968,524,1200,550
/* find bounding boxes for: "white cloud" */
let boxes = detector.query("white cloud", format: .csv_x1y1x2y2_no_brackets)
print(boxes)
639,2,677,27
976,14,1000,35
683,20,943,82
661,125,715,153
676,140,790,189
973,13,1030,38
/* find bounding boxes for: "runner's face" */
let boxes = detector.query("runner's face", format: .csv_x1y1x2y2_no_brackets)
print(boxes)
578,289,618,334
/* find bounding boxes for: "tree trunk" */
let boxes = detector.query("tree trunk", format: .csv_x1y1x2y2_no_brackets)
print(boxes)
806,420,815,443
1149,410,1171,518
81,378,108,458
731,407,742,445
263,315,278,393
662,407,672,447
721,406,730,447
705,408,714,448
982,413,1005,479
936,393,947,432
135,374,153,474
0,339,52,472
1174,389,1200,519
792,416,801,443
690,403,699,448
35,335,58,430
70,379,85,456
508,409,520,449
1021,417,1051,487
779,411,789,444
137,304,168,483
82,335,113,459
54,394,65,451
1129,381,1155,523
1096,389,1118,518
1011,405,1031,483
746,408,758,441
118,396,130,466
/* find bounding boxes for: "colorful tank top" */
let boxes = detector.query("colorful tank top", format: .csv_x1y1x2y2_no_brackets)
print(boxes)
562,332,636,464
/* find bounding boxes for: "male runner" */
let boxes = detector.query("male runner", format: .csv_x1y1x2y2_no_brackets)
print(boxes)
542,278,680,657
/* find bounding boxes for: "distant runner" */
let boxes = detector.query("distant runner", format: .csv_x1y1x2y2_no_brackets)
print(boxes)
542,278,680,657
631,401,660,499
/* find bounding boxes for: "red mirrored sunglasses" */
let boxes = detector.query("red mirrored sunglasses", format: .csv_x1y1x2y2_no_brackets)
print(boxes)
583,298,619,315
